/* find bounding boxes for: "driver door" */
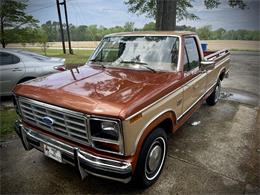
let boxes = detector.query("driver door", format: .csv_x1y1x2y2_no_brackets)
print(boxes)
182,37,207,113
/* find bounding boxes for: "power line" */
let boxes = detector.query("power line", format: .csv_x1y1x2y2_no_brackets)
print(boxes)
27,4,55,14
27,0,73,14
71,1,96,41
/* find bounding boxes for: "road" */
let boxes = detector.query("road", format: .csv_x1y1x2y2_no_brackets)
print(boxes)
0,51,259,194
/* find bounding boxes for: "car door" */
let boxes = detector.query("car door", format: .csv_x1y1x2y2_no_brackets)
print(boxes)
0,51,25,96
182,37,207,113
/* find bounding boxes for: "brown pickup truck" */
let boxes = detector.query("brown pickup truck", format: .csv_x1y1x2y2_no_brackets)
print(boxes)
14,31,230,187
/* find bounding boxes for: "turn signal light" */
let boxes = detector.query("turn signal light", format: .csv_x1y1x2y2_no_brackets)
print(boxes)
54,65,66,71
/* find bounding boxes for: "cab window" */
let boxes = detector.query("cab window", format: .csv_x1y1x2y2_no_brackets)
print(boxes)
183,37,200,71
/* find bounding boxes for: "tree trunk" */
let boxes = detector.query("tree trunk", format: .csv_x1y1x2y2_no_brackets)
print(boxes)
156,0,177,31
0,17,6,48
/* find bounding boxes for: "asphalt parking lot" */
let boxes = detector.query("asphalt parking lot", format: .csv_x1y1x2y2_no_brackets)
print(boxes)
0,51,259,194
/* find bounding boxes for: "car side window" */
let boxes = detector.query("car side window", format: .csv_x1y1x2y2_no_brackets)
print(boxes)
184,37,200,71
0,52,20,65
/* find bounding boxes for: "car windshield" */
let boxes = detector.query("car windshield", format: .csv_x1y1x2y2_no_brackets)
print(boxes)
89,36,179,72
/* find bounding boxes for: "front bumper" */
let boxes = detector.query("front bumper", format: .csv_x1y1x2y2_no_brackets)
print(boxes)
15,120,132,183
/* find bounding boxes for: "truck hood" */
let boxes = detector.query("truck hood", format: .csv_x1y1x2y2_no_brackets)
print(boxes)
14,66,183,119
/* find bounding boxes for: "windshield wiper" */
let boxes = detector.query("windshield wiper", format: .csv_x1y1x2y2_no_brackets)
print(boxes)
89,59,106,68
120,60,156,73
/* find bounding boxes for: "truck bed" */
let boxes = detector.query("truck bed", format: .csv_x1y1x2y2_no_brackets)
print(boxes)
204,49,230,62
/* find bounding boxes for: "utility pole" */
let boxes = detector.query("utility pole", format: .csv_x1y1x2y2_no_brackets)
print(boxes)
61,0,73,54
56,0,66,54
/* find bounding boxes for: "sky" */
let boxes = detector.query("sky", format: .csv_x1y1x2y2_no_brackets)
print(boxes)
26,0,260,30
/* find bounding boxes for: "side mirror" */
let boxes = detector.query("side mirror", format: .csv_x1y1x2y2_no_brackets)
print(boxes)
200,60,215,71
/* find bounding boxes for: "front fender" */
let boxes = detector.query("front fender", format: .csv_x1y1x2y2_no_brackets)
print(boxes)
129,110,176,172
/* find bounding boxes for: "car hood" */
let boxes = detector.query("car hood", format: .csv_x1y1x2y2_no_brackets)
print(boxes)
14,65,183,119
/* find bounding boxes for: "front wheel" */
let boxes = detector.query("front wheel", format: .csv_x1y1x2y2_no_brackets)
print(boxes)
134,128,167,188
206,81,221,106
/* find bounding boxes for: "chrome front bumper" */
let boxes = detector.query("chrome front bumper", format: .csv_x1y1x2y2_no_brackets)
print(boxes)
15,120,132,183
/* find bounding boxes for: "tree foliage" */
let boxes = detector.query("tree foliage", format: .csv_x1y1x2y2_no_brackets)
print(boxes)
194,25,260,40
4,20,259,44
124,0,247,30
125,0,198,21
0,0,39,47
124,21,135,31
125,0,247,20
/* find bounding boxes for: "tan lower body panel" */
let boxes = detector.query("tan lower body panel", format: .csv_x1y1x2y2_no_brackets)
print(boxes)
123,56,230,156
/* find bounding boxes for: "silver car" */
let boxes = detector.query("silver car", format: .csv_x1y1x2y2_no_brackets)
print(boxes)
0,49,66,96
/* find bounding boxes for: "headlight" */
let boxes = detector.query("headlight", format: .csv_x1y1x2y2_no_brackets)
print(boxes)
89,117,123,154
90,119,119,140
100,121,119,139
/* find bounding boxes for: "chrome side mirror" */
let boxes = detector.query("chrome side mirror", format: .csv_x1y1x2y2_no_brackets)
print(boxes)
200,60,215,71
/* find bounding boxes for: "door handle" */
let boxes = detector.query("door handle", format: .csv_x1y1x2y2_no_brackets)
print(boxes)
12,68,22,71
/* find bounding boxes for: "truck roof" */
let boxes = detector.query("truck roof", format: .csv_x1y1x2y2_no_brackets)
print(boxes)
105,31,196,37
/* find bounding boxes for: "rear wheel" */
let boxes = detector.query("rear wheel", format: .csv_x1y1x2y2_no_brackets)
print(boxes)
206,80,221,106
134,128,167,188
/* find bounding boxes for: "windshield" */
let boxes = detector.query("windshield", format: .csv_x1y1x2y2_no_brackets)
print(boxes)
89,36,179,72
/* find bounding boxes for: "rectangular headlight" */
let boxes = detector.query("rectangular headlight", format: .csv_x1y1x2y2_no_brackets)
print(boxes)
90,118,120,141
89,117,124,154
90,119,120,141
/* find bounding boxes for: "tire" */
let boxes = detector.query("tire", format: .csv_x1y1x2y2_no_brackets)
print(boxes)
134,127,167,188
206,80,221,106
17,77,35,84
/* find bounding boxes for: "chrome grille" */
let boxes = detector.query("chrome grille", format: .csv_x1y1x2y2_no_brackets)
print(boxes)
18,97,89,145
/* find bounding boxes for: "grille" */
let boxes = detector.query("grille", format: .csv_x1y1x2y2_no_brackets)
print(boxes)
18,97,89,145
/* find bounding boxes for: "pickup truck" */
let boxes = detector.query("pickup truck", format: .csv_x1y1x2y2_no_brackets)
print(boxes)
14,31,230,188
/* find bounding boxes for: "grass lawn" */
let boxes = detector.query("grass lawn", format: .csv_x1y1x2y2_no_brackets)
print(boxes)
0,109,17,137
24,48,94,69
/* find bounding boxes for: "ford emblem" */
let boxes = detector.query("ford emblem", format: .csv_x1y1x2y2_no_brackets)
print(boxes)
42,116,55,126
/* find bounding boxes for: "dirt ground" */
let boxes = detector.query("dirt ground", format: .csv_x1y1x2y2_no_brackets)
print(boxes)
0,51,259,194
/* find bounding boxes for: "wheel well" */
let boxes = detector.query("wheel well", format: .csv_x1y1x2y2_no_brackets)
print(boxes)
157,118,173,135
219,70,226,81
17,77,36,84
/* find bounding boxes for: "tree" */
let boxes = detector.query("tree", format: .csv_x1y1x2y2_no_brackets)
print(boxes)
124,0,247,31
143,22,155,31
0,0,38,48
196,25,212,40
212,28,226,40
124,21,135,31
37,29,49,55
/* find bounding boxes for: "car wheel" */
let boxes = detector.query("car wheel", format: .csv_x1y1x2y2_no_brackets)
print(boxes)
134,127,167,188
206,80,221,106
17,77,35,84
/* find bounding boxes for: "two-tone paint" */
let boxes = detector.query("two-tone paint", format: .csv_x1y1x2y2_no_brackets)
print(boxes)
14,31,231,179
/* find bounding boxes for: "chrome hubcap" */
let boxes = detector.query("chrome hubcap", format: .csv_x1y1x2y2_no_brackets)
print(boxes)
148,145,162,172
145,137,166,181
